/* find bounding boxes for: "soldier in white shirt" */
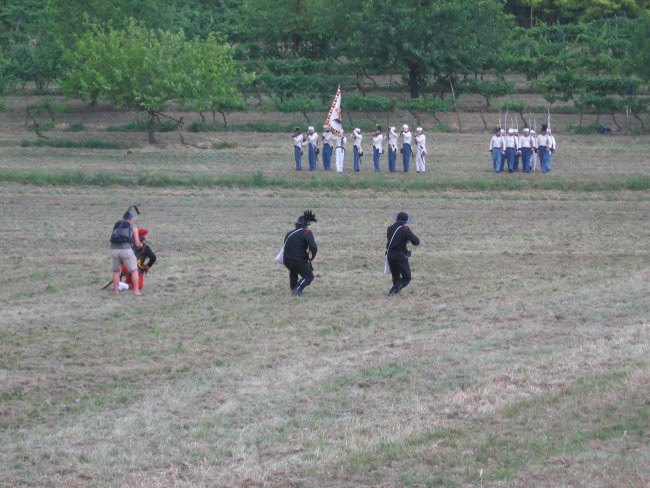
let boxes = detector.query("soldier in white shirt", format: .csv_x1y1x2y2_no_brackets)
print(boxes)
388,126,399,172
518,127,535,173
352,128,363,172
530,129,539,171
536,124,552,173
335,130,347,172
400,124,412,172
505,128,518,173
306,126,318,171
321,125,333,171
513,128,521,171
548,129,557,171
414,127,427,172
489,126,505,173
292,127,304,171
372,125,384,172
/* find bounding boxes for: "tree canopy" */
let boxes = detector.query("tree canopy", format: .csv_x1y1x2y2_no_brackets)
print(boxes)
61,20,242,142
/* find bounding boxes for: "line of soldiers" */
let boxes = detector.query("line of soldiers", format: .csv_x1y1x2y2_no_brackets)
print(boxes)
292,124,428,173
488,123,557,173
280,210,420,297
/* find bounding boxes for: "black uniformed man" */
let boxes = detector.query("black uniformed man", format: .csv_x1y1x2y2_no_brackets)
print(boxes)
386,211,420,296
283,210,318,296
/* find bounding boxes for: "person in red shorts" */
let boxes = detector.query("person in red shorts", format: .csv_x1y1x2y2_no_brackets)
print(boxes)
119,228,157,292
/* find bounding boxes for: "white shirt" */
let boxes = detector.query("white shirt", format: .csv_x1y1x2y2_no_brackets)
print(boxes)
388,128,399,149
293,133,304,148
518,134,534,149
505,135,518,149
307,132,318,147
335,135,347,148
352,132,363,149
401,130,412,145
415,133,426,154
373,133,384,151
322,130,333,146
489,134,504,151
537,133,552,147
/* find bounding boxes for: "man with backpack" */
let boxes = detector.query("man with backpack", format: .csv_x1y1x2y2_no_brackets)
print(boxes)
110,208,143,295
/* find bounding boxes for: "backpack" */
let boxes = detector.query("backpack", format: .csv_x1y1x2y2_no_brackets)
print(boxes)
110,220,133,244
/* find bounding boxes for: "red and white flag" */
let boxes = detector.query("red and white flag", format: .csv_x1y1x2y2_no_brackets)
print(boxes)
325,85,343,136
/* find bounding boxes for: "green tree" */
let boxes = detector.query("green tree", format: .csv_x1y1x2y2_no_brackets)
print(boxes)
0,0,63,90
237,0,334,59
340,0,509,98
182,33,252,127
628,11,650,81
504,0,648,25
62,20,245,143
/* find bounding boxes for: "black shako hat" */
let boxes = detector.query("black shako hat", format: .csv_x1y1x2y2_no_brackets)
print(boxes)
396,212,409,223
295,209,317,226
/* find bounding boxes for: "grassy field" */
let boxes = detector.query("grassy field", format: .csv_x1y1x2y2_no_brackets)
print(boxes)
0,104,649,487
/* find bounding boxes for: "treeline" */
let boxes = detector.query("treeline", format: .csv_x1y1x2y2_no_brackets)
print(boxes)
1,0,649,138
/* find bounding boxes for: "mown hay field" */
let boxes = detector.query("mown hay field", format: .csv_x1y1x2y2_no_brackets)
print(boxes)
0,109,649,487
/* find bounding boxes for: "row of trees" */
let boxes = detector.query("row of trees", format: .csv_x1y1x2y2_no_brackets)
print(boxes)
1,0,650,140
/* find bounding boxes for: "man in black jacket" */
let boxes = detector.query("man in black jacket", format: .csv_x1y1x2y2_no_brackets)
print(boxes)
386,212,420,296
283,211,318,295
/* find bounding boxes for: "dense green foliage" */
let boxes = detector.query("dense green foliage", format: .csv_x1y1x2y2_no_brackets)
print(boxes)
1,0,649,136
61,21,241,142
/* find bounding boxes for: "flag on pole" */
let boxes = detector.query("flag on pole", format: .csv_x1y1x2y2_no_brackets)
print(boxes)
325,85,343,136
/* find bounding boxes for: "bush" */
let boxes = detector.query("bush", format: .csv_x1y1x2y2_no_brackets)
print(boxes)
398,97,452,113
212,141,238,149
190,120,303,133
26,97,66,120
107,119,178,132
273,96,324,113
567,123,600,134
66,122,85,132
345,93,395,112
20,139,121,149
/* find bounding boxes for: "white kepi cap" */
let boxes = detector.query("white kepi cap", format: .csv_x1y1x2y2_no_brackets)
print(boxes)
402,124,409,130
416,127,423,132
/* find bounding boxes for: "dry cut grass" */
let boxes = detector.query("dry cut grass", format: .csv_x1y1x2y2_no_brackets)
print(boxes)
0,179,648,487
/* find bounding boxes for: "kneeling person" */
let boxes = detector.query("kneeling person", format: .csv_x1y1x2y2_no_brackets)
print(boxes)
119,228,157,291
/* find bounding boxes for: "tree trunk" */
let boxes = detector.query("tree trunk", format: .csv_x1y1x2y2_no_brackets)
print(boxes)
147,111,157,144
610,113,622,132
407,63,421,99
479,106,488,130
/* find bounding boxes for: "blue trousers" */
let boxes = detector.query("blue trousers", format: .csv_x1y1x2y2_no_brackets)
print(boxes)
308,144,317,171
373,147,381,172
353,146,360,172
506,147,516,172
491,148,503,172
294,146,302,171
539,146,551,172
402,143,411,172
521,147,532,173
388,147,397,172
514,152,520,172
322,144,332,171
